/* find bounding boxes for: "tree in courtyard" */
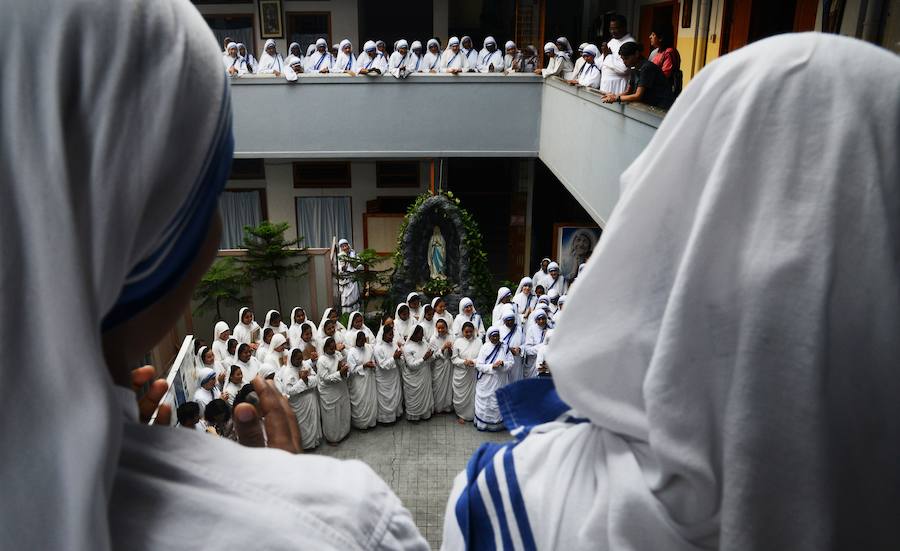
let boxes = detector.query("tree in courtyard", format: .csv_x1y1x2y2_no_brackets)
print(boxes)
193,257,250,321
240,221,308,313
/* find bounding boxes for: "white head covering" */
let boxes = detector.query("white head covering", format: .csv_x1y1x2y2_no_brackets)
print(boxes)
514,277,533,296
214,320,229,340
306,44,316,56
338,238,350,247
363,40,376,52
548,34,900,549
582,44,599,58
543,42,557,54
316,38,327,49
0,1,233,547
226,41,238,54
458,297,474,311
264,38,276,51
547,261,560,273
410,40,423,52
406,291,421,304
505,40,516,51
448,36,460,47
334,40,356,71
578,42,588,52
555,36,573,56
483,36,496,49
426,38,439,51
494,287,512,307
396,39,409,50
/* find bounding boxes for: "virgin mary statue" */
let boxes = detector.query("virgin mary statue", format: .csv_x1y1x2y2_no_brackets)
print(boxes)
428,226,446,279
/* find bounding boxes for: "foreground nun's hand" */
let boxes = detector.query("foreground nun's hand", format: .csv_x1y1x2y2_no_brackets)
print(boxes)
234,376,303,454
132,366,170,426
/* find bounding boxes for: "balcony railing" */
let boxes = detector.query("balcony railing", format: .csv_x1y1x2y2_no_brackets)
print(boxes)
229,72,666,225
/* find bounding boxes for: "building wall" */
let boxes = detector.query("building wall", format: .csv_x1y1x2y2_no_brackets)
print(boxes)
226,160,429,249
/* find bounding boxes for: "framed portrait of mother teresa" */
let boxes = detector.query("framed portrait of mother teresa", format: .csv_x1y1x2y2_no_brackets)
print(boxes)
552,224,602,283
258,0,283,39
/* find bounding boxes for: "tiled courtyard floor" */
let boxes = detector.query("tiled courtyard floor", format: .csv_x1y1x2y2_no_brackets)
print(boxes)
313,413,510,550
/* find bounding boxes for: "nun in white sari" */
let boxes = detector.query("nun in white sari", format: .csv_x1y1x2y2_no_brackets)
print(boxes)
211,320,231,362
512,276,535,320
477,36,504,73
452,297,485,339
316,336,351,443
233,306,261,346
2,2,426,547
408,40,425,73
346,329,378,429
440,36,468,73
401,324,434,421
373,324,404,423
472,326,511,431
451,321,480,422
305,37,333,73
422,39,442,73
442,34,900,551
355,40,388,75
429,318,454,413
284,42,304,78
498,304,524,382
460,36,478,72
233,343,262,382
222,42,246,77
491,286,513,326
237,43,258,73
331,39,356,74
276,348,322,450
388,39,411,79
258,38,297,82
523,309,548,378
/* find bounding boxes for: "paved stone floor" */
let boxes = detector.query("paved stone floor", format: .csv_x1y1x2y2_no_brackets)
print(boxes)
313,413,510,550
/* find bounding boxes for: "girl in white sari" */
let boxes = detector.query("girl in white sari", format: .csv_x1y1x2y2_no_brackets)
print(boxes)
347,310,375,343
211,320,231,362
401,325,434,421
258,333,287,380
262,309,288,340
429,318,454,414
373,324,404,423
346,330,378,429
287,306,308,349
393,303,415,343
233,343,262,382
222,365,244,406
406,292,423,321
431,297,454,334
233,307,261,348
277,348,322,450
316,336,351,443
451,322,480,423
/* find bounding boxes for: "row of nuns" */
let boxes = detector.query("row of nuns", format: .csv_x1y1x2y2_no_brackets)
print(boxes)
222,34,572,81
190,254,584,445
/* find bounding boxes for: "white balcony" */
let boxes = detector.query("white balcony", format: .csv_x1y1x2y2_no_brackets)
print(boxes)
229,73,665,224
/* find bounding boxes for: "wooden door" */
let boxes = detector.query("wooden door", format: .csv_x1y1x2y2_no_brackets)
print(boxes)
638,2,679,57
720,0,754,55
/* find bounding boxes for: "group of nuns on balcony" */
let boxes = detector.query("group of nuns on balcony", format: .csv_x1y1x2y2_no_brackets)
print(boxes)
222,35,540,81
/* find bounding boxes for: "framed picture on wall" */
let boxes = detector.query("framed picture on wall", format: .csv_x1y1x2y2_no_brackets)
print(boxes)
258,0,283,39
552,224,602,283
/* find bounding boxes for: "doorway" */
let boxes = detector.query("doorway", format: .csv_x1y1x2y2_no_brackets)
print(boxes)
720,0,818,56
638,1,679,57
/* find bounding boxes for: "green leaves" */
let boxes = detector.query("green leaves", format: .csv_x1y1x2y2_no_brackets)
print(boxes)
193,257,250,320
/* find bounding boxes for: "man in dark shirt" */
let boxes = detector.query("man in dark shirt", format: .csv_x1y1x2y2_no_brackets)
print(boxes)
602,41,674,109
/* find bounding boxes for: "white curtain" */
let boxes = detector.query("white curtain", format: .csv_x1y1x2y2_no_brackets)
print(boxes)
219,190,262,249
296,197,352,248
209,26,254,57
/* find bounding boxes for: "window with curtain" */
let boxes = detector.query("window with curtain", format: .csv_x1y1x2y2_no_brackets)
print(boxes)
296,197,352,249
220,190,263,249
203,14,255,57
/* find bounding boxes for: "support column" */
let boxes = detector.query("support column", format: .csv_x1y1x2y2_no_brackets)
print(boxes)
433,0,449,43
